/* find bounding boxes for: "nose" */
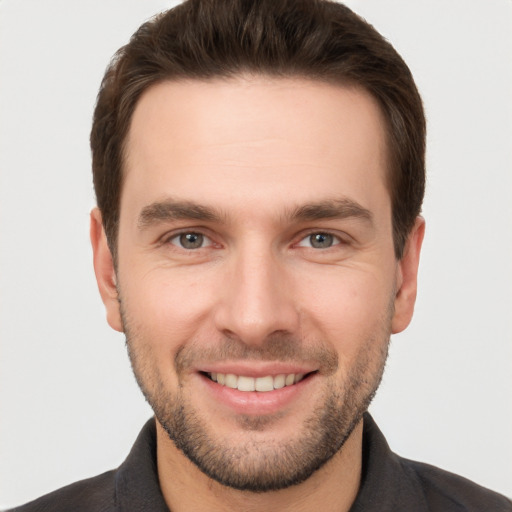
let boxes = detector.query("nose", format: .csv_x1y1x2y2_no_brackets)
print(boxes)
213,244,300,346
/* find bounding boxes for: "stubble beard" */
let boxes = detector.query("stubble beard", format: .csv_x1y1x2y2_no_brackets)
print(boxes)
122,305,391,492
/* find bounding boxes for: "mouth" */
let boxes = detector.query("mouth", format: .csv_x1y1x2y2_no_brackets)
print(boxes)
202,371,315,392
197,367,320,415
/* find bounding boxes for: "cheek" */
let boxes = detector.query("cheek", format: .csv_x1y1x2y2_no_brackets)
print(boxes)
297,267,394,349
118,263,221,349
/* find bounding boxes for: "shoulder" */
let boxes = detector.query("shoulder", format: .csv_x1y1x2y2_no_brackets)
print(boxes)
355,414,512,512
6,470,116,512
400,457,512,511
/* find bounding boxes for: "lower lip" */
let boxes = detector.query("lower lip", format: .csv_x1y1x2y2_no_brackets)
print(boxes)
199,373,316,416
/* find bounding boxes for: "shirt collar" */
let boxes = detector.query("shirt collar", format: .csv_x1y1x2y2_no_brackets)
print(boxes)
115,418,170,512
113,414,429,512
349,412,429,512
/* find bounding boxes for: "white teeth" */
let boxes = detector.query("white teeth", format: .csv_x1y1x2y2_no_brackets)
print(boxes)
255,376,274,392
273,374,286,389
208,372,306,392
285,374,295,386
238,376,255,391
225,374,238,389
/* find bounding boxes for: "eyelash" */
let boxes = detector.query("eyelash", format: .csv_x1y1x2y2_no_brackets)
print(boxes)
165,231,214,250
296,231,345,249
163,229,348,251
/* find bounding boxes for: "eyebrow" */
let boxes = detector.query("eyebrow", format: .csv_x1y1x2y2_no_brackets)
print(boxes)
138,199,223,229
288,199,373,224
138,197,373,229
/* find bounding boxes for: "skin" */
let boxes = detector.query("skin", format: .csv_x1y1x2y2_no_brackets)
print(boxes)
91,77,424,512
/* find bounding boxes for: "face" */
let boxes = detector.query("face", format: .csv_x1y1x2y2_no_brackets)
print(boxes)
92,77,423,491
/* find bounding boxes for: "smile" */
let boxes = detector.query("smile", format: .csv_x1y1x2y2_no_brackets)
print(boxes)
207,372,307,392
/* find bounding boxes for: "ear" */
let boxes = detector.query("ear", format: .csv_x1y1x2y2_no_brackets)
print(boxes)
391,216,425,334
90,208,123,332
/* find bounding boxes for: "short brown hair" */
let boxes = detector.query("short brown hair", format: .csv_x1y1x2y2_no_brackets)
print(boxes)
91,0,425,259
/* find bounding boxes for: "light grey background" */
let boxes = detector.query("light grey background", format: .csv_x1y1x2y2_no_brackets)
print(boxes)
1,0,511,508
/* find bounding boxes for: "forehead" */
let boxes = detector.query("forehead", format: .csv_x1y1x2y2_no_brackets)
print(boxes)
122,77,390,219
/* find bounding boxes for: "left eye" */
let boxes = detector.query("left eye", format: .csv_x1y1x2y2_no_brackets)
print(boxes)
168,232,211,250
298,232,340,249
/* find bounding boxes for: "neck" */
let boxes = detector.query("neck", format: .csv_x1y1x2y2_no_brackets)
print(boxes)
156,420,363,512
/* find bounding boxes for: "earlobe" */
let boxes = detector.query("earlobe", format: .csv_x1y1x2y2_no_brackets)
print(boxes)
90,208,124,332
391,216,425,334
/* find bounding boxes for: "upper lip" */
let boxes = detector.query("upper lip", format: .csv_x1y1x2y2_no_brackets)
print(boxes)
196,361,318,378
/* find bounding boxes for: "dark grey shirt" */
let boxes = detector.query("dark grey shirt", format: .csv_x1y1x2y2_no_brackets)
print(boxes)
8,414,512,511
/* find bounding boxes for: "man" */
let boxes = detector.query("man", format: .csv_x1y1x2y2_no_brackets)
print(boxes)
6,0,511,510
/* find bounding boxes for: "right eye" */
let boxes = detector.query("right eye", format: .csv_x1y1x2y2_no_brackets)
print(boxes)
167,232,212,250
297,232,342,249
